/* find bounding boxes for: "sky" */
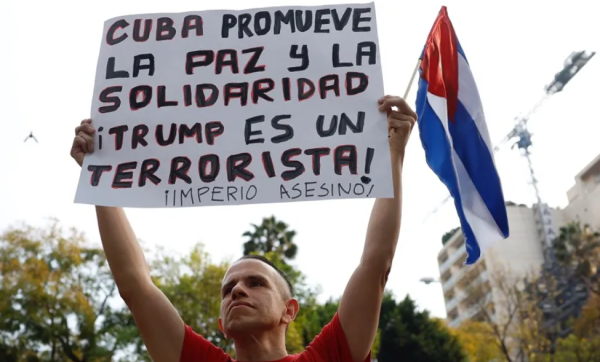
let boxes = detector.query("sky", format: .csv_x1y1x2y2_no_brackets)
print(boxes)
1,0,598,319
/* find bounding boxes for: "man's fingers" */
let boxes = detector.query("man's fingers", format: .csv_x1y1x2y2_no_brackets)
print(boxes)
75,122,96,136
71,120,93,166
379,96,415,118
378,96,408,111
389,118,412,128
388,120,413,136
79,132,94,153
378,96,417,119
389,112,416,129
72,135,87,153
389,111,415,123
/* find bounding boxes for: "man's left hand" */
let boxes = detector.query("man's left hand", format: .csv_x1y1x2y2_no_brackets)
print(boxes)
378,95,417,160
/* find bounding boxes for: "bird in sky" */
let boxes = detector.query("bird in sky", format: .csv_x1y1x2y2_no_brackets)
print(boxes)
24,132,38,143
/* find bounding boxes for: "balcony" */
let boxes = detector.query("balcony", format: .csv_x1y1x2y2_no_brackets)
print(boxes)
442,268,465,292
439,244,466,273
444,271,489,312
448,291,493,329
445,291,465,312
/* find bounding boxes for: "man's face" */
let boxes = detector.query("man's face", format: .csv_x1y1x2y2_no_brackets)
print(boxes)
218,259,297,337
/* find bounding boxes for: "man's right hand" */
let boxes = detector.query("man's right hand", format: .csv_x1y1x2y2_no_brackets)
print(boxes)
71,118,95,167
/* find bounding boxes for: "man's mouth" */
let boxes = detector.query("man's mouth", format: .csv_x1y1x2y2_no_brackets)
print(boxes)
230,302,253,312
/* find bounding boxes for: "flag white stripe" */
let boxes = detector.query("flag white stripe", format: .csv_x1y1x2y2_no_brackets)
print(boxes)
451,150,506,254
427,92,504,257
457,53,495,159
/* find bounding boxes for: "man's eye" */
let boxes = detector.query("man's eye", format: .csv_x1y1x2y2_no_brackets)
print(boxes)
250,281,262,287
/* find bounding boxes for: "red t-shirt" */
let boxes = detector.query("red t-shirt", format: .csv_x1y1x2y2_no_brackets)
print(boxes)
180,313,371,362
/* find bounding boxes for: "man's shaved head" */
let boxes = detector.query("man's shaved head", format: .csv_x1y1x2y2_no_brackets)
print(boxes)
236,254,294,299
218,254,299,338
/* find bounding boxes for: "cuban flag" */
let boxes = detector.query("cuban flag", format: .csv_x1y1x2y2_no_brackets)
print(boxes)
415,6,509,265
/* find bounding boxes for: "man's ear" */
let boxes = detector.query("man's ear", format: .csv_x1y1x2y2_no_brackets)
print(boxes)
281,298,300,324
218,317,228,339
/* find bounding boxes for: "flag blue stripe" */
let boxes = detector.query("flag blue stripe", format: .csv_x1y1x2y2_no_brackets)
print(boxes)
448,101,509,237
456,38,467,63
416,77,482,264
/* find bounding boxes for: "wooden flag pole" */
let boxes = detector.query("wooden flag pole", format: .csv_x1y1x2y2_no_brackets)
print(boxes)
404,59,422,99
390,59,421,137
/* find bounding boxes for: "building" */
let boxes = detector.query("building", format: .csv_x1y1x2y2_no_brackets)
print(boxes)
438,203,564,328
437,152,600,329
563,152,600,230
534,153,600,341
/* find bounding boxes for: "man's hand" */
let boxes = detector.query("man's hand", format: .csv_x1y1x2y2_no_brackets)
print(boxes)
71,118,95,167
379,95,417,160
70,117,186,361
338,95,415,362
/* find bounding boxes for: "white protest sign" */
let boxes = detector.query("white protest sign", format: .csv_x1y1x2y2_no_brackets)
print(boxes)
74,2,393,208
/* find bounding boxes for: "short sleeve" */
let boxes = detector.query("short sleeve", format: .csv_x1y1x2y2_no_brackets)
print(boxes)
180,325,232,362
301,313,372,362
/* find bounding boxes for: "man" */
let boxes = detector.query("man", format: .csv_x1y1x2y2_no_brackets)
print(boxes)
70,95,416,362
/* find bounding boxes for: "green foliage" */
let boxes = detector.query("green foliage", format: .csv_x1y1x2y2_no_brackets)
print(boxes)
150,243,232,354
453,321,503,362
0,220,141,362
295,297,339,348
243,216,298,260
0,216,504,361
552,221,600,295
377,293,467,362
441,227,460,245
554,334,600,362
553,294,600,362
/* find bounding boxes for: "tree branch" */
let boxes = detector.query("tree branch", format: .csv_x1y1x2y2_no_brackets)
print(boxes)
94,282,116,324
56,334,82,362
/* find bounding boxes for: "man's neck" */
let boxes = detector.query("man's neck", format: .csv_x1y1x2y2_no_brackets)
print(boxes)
232,330,288,362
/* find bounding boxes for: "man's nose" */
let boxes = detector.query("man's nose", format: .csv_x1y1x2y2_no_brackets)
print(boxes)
231,283,248,300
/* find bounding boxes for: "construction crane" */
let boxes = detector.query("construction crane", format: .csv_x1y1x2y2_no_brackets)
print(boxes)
424,50,596,261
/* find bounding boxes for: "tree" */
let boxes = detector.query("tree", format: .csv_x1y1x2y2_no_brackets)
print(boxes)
150,243,233,355
442,227,459,245
553,222,600,296
0,221,140,362
454,320,503,361
572,293,600,337
242,216,298,260
515,272,560,362
377,293,467,362
461,266,556,362
554,334,600,362
554,294,600,362
462,267,520,361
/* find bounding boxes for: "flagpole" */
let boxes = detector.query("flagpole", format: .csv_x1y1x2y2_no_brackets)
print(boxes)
403,59,422,99
390,59,421,137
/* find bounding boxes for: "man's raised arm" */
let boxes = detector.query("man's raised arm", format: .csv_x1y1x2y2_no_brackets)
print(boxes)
72,119,185,362
337,96,416,362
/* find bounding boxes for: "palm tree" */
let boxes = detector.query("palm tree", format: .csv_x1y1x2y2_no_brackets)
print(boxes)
552,222,600,296
242,216,298,261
